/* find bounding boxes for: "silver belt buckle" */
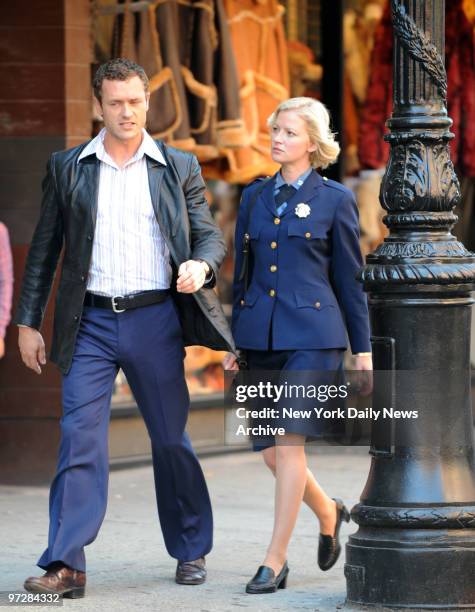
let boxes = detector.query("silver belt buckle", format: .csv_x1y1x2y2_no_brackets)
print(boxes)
111,295,126,313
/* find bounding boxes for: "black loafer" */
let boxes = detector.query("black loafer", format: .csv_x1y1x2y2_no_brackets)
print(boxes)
245,561,289,594
318,497,350,571
175,557,206,585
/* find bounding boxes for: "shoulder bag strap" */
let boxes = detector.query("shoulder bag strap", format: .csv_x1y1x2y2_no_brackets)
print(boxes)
238,178,272,289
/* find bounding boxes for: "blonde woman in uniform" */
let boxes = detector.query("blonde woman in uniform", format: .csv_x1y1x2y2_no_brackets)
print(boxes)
224,97,372,593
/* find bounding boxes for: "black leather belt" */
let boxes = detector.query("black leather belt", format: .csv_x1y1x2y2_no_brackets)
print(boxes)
84,290,170,313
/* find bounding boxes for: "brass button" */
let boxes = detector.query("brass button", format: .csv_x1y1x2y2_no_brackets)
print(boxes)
315,301,321,309
305,232,311,239
240,299,245,306
270,265,277,272
271,241,277,249
274,217,280,225
269,289,276,297
323,176,328,181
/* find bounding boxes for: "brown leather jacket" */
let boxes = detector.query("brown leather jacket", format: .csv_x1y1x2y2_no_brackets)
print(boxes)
14,140,235,374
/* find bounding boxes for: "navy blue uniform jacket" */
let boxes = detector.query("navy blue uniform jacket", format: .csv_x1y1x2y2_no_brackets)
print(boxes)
231,169,371,353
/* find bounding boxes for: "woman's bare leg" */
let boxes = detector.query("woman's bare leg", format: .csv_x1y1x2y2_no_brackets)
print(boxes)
262,445,337,537
261,434,307,575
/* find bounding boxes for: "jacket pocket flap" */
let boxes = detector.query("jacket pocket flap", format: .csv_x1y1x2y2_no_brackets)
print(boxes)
294,289,335,309
287,220,327,239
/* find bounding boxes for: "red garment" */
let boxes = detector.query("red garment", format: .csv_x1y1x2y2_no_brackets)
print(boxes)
456,5,475,176
359,0,475,177
357,3,392,170
0,223,13,339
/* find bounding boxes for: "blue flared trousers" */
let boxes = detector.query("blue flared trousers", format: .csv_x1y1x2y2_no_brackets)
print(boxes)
37,298,213,572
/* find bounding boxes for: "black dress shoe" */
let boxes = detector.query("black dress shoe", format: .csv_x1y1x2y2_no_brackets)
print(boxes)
175,557,206,585
318,497,351,571
245,561,289,594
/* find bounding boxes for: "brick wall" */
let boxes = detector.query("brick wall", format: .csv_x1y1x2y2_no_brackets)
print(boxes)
0,1,92,484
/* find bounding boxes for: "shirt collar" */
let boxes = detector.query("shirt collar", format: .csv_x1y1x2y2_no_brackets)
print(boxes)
77,128,167,167
275,166,313,191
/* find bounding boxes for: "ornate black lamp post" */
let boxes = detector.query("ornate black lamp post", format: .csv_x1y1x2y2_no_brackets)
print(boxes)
345,0,475,608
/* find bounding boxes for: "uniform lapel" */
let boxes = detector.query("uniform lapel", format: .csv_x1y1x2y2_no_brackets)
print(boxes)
259,174,278,216
280,169,324,218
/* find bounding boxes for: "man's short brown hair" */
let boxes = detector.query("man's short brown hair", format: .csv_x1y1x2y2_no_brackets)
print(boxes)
93,58,149,103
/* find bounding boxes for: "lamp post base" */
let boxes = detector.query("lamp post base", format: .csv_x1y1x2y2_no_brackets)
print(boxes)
346,524,475,609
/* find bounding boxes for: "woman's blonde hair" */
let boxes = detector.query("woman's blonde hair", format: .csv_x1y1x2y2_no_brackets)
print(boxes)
267,97,340,169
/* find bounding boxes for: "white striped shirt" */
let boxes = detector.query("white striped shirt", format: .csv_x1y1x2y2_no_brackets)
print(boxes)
78,128,172,297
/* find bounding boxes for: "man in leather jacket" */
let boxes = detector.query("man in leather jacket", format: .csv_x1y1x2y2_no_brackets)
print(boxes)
15,58,234,598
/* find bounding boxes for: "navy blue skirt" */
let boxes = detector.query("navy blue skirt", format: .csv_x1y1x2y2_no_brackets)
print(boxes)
246,348,345,451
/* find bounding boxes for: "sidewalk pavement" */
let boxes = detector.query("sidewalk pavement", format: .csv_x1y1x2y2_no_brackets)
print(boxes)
0,447,385,611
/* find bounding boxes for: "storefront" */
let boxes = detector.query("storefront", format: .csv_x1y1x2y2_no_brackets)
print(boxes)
92,0,475,410
1,0,474,482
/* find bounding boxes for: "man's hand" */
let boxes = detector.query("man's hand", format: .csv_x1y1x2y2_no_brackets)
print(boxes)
18,326,46,374
222,352,239,371
0,337,4,359
177,260,209,293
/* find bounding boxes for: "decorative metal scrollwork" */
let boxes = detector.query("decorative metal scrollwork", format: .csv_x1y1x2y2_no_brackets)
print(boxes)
380,141,460,212
360,262,475,285
353,503,475,529
391,0,447,99
373,241,470,259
